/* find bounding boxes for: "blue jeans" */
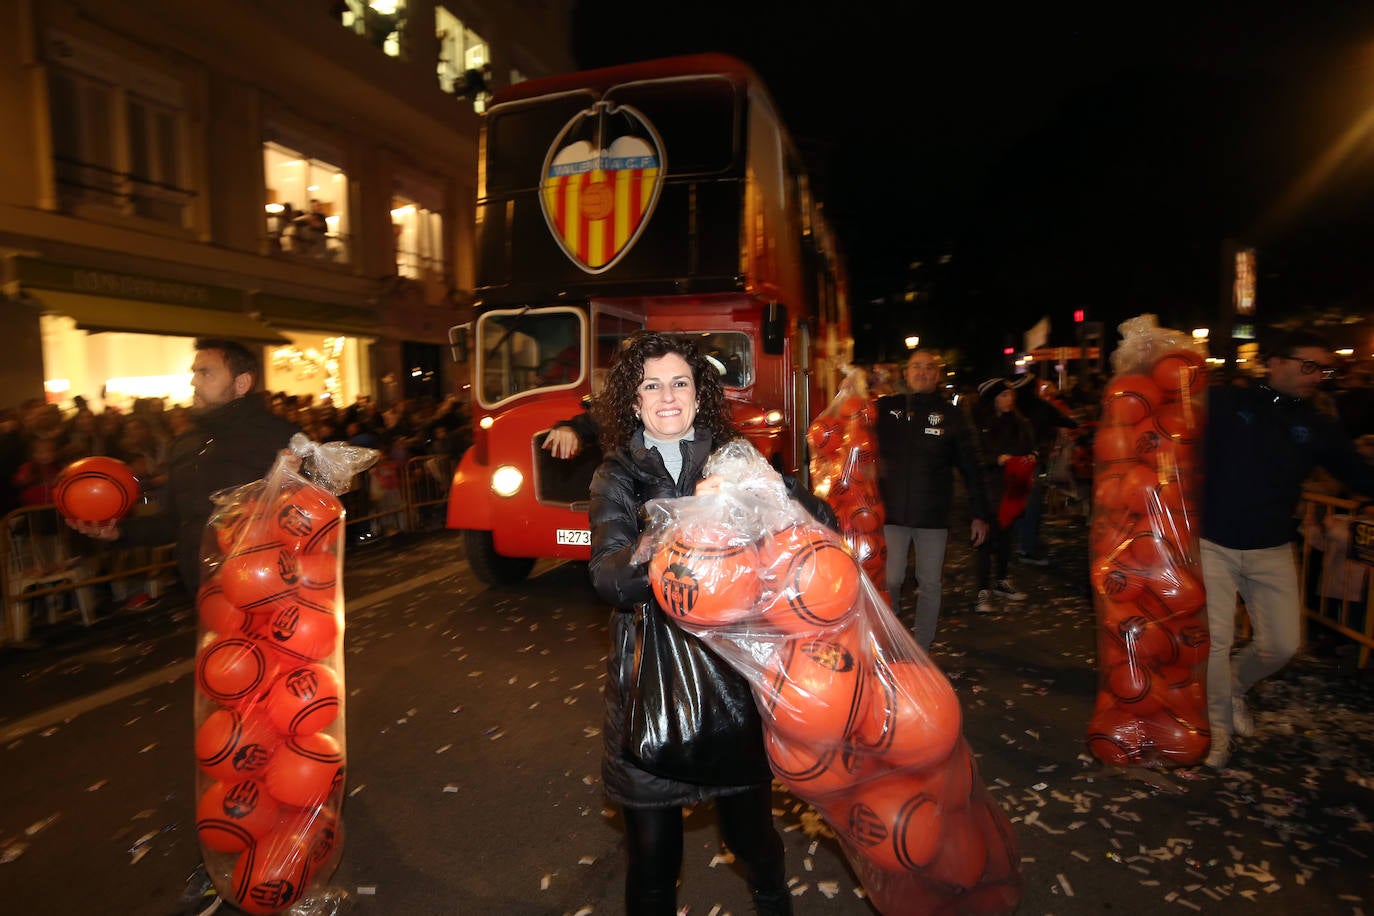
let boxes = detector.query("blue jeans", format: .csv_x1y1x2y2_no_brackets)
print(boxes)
1200,539,1302,742
884,525,950,650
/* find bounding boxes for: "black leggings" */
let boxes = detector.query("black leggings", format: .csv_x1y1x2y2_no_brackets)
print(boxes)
622,784,787,915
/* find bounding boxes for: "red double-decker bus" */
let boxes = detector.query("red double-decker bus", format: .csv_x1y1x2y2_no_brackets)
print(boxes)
447,53,851,584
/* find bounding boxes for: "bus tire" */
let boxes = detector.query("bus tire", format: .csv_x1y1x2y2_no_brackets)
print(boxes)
463,529,536,585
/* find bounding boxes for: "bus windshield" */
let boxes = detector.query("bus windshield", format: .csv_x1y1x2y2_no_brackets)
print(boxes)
477,308,583,406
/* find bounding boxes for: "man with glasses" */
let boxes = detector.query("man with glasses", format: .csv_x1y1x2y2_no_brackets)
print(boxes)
1201,329,1374,769
875,349,990,649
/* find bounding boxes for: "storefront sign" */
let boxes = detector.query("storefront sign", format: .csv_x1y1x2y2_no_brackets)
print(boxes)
15,257,243,311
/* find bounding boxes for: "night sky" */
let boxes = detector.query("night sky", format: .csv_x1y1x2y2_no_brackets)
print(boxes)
571,2,1374,373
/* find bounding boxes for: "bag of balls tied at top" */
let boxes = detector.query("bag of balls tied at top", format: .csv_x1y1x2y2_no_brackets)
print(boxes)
193,434,379,916
805,367,886,591
633,439,1021,916
1087,314,1211,769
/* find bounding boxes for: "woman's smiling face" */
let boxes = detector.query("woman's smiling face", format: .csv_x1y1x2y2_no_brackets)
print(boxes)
636,353,697,441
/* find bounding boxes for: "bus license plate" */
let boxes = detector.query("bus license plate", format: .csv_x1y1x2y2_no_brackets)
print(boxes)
557,528,591,546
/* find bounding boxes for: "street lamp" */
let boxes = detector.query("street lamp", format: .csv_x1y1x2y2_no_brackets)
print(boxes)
904,335,920,350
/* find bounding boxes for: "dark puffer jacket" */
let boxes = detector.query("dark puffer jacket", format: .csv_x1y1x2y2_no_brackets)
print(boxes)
875,391,990,529
120,395,300,590
589,431,835,807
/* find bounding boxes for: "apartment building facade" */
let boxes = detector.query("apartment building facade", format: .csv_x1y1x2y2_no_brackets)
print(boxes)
0,0,574,411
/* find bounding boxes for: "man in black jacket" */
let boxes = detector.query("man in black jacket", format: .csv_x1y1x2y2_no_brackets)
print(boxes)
69,338,300,591
876,349,991,649
1201,329,1374,769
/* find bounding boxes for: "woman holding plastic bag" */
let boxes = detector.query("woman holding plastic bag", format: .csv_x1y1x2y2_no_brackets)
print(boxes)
587,330,835,916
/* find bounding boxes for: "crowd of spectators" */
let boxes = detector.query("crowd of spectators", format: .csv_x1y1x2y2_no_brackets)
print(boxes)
0,391,473,521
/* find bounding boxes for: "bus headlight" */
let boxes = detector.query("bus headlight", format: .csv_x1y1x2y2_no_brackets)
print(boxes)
490,465,524,497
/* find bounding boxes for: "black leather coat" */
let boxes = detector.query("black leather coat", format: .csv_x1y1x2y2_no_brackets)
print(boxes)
120,396,300,590
875,391,990,528
588,431,834,807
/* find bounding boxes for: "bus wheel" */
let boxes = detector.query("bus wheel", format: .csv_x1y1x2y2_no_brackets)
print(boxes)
462,529,536,585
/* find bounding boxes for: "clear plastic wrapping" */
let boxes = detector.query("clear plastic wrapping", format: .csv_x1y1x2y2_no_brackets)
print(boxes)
1086,315,1211,767
634,440,1021,915
193,434,378,915
806,368,886,591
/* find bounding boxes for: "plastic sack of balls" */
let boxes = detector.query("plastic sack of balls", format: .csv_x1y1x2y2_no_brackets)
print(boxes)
633,439,1021,915
193,434,378,915
806,367,886,590
1086,314,1211,768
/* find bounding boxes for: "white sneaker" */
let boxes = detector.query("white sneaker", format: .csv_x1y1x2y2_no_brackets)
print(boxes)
974,589,995,613
1231,696,1255,738
993,578,1027,601
1204,736,1230,770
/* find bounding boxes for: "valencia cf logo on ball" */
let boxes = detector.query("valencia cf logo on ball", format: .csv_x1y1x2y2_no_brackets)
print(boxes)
540,100,666,274
658,562,699,618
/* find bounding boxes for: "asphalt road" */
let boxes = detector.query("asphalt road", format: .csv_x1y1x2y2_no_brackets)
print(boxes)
1,513,1371,916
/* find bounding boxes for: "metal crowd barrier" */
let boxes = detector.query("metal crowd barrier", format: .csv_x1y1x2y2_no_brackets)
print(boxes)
1296,490,1373,669
0,454,456,646
1,505,176,645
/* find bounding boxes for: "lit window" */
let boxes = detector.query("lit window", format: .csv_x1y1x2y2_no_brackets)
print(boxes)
435,6,490,111
391,192,446,285
44,29,192,227
264,141,350,263
337,1,407,59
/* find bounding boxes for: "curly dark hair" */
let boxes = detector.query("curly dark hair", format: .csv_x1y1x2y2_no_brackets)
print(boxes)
591,330,738,453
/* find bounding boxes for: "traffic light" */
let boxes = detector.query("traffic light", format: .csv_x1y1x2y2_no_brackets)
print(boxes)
1003,346,1014,356
1073,309,1085,323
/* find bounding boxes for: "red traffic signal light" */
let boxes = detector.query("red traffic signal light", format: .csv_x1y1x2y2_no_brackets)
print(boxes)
1003,346,1014,356
1073,309,1086,323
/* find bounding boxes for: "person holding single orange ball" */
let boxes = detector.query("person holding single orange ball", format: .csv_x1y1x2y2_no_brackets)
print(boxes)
587,330,834,916
65,338,299,591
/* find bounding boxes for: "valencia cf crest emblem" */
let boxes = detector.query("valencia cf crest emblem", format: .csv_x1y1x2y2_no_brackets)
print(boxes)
540,100,665,274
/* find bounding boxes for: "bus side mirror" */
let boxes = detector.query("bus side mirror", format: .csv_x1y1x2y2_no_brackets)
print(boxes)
448,322,471,364
762,303,786,355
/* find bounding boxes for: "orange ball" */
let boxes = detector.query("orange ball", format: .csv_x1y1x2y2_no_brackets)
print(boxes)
196,636,280,707
973,800,1021,885
839,396,875,425
834,775,944,872
1105,661,1164,715
196,706,281,783
764,730,867,800
271,484,344,552
1109,613,1179,667
247,598,338,664
649,532,760,627
848,504,883,534
1101,375,1163,426
265,732,344,809
196,778,282,854
1086,703,1145,766
222,540,300,612
53,456,140,522
1140,708,1209,765
1090,558,1146,603
230,822,313,915
807,416,846,455
762,631,865,744
1117,464,1160,517
924,808,989,891
1092,424,1140,465
198,581,247,636
297,550,338,607
852,659,961,770
213,497,262,556
1151,349,1206,399
265,663,341,736
759,525,860,633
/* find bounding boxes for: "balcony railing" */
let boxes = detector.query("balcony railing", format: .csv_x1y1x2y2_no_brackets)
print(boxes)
54,156,195,228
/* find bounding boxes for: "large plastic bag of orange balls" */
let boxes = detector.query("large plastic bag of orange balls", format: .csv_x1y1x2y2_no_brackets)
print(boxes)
193,434,378,915
634,439,1021,916
1086,314,1211,768
807,368,886,591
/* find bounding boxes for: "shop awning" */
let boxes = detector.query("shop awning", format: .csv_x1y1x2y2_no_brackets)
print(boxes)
31,289,290,345
252,293,379,336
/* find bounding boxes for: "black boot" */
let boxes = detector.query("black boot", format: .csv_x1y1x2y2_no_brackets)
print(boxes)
751,887,793,916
